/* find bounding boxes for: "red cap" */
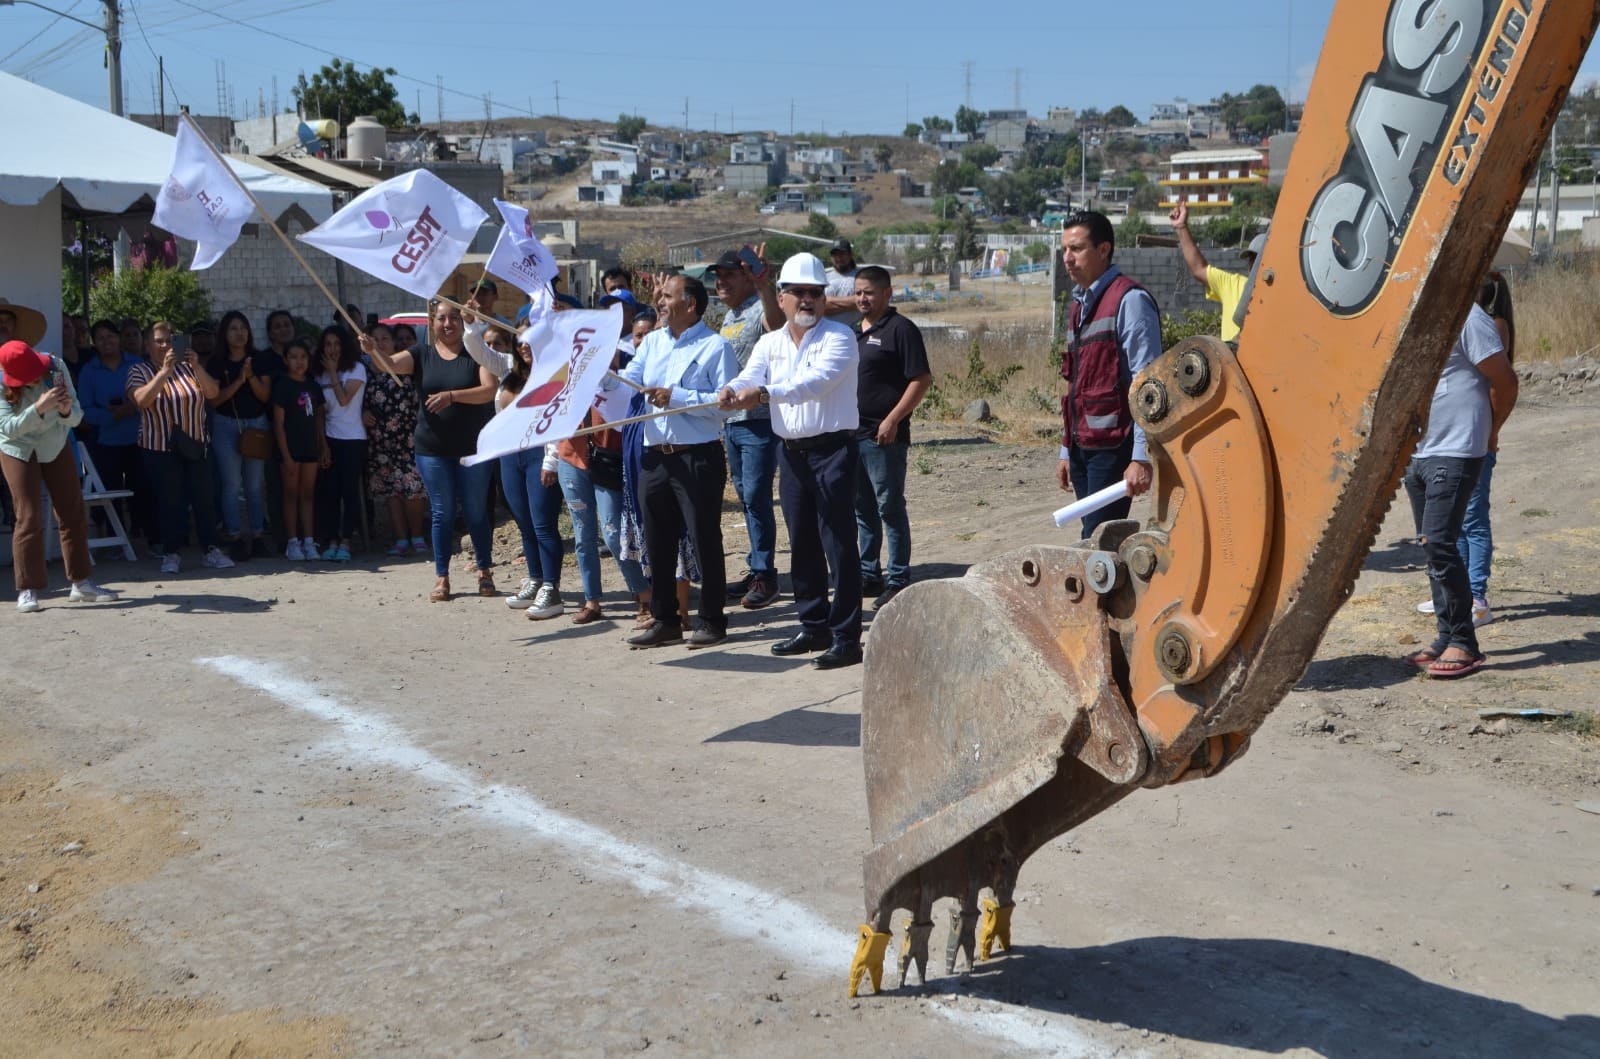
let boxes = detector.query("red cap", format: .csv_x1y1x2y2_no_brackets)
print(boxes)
0,340,51,388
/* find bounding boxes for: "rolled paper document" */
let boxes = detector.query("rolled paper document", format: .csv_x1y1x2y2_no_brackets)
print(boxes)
1052,480,1131,529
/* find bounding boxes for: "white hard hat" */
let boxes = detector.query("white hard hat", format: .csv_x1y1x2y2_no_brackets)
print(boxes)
777,253,827,287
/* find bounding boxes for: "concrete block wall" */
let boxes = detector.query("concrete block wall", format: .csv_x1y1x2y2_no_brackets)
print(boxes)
1051,245,1255,321
183,217,412,331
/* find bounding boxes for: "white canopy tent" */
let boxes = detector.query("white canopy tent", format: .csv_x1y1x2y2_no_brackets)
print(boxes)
0,72,333,353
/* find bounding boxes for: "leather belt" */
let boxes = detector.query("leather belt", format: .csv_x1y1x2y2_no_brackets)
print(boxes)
648,441,719,456
783,430,850,453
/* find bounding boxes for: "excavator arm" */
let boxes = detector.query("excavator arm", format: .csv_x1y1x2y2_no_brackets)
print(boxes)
850,0,1599,997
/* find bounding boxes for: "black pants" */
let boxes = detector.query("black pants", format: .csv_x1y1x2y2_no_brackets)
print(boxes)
1403,454,1484,656
317,438,368,540
640,443,727,628
778,435,862,647
87,441,156,544
142,447,218,555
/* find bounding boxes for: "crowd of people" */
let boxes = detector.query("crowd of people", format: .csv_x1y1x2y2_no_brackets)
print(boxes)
0,240,935,672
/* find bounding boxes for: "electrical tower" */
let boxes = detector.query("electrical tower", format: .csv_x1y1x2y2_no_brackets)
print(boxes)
962,61,975,107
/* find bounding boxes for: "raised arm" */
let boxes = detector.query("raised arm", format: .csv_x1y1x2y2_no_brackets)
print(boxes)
1169,202,1210,285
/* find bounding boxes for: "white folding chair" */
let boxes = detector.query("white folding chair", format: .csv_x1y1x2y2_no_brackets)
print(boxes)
76,441,137,562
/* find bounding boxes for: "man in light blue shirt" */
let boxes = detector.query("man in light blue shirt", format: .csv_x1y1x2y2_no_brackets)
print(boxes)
620,274,737,649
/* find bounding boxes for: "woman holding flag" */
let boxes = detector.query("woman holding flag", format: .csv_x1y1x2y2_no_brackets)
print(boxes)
358,300,497,603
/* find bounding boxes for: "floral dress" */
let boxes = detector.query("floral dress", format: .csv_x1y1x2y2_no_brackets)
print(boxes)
362,354,423,500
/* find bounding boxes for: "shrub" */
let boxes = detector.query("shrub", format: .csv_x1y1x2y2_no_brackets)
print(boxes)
89,266,211,331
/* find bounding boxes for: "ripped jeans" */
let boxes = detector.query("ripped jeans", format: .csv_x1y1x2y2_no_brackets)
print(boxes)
557,459,647,600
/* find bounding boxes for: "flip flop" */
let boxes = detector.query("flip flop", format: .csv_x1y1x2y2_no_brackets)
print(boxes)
1427,653,1486,680
1404,647,1440,667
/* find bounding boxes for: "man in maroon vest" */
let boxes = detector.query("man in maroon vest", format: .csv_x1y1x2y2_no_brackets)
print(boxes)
1057,210,1162,537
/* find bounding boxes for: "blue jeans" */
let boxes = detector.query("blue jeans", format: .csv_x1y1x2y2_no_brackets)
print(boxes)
1457,450,1495,601
415,452,495,578
558,460,647,599
498,447,563,587
855,438,911,587
1403,454,1484,656
724,418,779,577
211,413,268,536
1067,437,1134,539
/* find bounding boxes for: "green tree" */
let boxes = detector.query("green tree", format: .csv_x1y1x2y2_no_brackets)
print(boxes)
874,142,895,169
802,212,839,241
922,115,953,133
292,58,412,126
89,266,211,332
1022,240,1052,265
929,194,963,221
1218,84,1287,139
615,113,646,143
961,143,1000,168
903,122,922,139
955,105,982,136
1118,210,1153,242
1104,104,1138,128
951,208,980,261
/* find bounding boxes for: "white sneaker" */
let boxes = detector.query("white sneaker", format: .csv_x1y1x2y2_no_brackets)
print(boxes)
285,538,305,561
1416,599,1435,614
70,580,118,603
1472,598,1494,627
203,546,236,569
160,553,181,574
506,578,540,609
300,537,318,561
528,583,564,620
16,589,39,613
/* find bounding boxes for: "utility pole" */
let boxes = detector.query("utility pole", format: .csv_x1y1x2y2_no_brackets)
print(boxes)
104,0,122,116
962,60,974,108
790,99,794,137
553,80,561,117
683,96,689,134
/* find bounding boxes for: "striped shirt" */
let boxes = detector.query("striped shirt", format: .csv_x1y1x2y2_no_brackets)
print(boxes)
125,360,209,451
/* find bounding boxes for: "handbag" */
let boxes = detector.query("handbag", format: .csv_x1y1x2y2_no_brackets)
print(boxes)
238,427,274,461
587,443,624,490
171,427,209,463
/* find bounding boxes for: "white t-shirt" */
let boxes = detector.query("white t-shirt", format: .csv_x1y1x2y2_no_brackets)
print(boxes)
319,362,368,440
1415,304,1503,460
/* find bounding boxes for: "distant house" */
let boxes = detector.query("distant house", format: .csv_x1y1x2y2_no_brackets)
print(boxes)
725,132,787,191
1158,148,1268,211
577,184,625,206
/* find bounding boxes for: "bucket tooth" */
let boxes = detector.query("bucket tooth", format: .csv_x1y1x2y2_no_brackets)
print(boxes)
897,920,934,987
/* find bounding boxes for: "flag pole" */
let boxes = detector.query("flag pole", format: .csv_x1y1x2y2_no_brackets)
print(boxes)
564,400,721,439
175,113,395,378
440,295,643,395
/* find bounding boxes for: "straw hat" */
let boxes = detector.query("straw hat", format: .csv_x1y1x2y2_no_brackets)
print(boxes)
0,299,47,345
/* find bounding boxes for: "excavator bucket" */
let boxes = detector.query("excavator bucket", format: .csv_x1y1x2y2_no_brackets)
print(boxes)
850,0,1600,995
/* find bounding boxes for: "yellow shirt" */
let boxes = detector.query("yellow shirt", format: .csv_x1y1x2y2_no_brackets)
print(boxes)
1205,265,1249,342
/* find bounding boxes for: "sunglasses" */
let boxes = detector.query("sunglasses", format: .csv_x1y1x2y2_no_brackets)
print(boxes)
782,286,825,299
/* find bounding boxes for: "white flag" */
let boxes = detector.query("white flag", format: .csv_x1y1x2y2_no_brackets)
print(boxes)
298,169,487,300
152,121,254,270
465,306,623,466
485,198,559,296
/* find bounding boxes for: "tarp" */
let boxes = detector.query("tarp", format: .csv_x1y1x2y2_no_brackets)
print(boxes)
0,71,331,222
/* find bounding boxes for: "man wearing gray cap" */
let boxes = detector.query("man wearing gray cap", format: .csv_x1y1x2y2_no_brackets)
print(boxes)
823,238,863,328
1169,201,1264,343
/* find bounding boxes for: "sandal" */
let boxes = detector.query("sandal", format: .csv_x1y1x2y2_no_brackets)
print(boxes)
430,576,451,603
571,601,604,625
1403,647,1440,667
477,569,496,597
1427,652,1486,680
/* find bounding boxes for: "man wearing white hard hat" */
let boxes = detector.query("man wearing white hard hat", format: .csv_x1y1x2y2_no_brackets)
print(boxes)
1168,201,1266,344
719,254,863,670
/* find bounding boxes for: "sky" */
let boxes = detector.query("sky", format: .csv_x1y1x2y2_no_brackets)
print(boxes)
4,0,1599,137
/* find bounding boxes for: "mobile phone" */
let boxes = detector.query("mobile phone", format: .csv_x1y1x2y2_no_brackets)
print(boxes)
738,245,766,277
41,366,56,390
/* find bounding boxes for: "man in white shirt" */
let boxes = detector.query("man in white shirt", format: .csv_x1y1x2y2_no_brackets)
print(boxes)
719,254,863,669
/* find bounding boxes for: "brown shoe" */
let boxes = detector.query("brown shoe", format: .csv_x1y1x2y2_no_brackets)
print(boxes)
571,601,604,625
477,569,496,597
430,576,451,603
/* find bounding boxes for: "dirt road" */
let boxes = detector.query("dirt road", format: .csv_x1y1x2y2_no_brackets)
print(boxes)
3,394,1597,1057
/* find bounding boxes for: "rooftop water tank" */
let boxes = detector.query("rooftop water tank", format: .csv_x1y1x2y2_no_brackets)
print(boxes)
347,115,386,162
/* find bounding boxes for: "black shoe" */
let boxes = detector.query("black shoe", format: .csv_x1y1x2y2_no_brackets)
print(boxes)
814,643,864,670
250,537,273,559
873,584,905,609
862,577,886,598
771,630,829,656
229,538,251,563
687,621,727,649
742,575,779,609
627,621,683,649
726,571,754,596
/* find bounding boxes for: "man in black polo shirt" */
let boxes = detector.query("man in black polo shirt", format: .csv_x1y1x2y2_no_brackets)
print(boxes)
852,266,931,609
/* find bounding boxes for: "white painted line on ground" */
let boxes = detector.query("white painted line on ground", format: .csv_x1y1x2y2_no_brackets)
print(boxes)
199,655,1130,1058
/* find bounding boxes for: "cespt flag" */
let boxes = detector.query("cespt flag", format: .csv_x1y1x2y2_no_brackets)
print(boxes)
298,169,487,300
152,120,255,270
485,198,559,296
465,306,624,467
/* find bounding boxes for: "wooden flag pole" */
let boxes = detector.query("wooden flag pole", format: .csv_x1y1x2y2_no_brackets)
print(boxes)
565,400,721,440
175,113,396,378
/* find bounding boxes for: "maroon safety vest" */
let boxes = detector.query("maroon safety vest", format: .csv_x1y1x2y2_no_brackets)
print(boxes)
1062,271,1150,451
